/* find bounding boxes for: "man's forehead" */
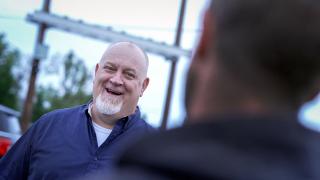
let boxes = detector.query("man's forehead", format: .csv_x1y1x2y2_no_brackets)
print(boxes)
104,61,136,71
103,42,147,63
101,53,148,76
101,51,144,66
100,44,148,74
103,45,145,61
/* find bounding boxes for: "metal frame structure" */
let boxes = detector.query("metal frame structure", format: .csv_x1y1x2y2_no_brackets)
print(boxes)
26,11,191,59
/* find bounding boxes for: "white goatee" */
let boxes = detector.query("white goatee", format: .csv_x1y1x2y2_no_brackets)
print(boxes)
95,93,123,115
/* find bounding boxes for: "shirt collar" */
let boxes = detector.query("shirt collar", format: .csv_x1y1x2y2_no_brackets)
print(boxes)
88,102,93,118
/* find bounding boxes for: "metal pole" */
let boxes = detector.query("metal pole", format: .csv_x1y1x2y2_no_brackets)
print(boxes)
21,0,51,132
160,0,187,130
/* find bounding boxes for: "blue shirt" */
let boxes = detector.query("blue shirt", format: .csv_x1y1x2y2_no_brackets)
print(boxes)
0,103,155,180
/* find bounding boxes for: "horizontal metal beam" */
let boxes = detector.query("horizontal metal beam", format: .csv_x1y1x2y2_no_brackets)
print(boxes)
26,11,192,58
0,104,20,117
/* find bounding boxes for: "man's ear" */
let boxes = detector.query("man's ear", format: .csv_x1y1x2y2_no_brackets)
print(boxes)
195,8,215,59
140,78,149,97
95,63,99,75
93,63,99,84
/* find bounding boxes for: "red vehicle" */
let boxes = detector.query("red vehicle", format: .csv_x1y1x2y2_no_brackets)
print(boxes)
0,104,21,158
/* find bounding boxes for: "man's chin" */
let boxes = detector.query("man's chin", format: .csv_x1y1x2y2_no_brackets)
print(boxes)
98,104,122,115
102,94,123,104
95,96,123,115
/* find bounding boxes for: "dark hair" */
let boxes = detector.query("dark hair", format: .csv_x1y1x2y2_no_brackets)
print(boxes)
211,0,320,104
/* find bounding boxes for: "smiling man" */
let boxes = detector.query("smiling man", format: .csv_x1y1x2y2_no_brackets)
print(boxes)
91,42,149,130
0,41,155,180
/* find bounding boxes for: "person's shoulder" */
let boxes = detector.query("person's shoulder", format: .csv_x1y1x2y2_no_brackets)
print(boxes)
134,118,157,132
35,104,87,125
114,125,208,179
25,104,88,138
128,108,157,133
43,104,86,117
118,125,198,161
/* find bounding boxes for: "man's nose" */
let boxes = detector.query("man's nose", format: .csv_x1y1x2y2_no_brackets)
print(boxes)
109,72,124,86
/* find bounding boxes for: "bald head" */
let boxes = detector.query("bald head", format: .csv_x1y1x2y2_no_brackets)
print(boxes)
100,41,149,77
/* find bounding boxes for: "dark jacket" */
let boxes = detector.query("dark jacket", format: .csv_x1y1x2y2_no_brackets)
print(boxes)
0,103,155,180
115,115,320,180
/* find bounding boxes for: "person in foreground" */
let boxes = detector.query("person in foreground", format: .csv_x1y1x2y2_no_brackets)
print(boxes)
112,0,320,179
0,41,155,179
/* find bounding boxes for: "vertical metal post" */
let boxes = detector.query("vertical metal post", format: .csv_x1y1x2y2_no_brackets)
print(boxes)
160,0,187,130
21,0,51,132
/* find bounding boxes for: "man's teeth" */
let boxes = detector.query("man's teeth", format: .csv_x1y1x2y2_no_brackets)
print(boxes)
106,88,122,95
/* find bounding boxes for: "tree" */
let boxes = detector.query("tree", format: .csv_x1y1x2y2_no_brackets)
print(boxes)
32,51,92,122
0,33,92,122
0,34,22,110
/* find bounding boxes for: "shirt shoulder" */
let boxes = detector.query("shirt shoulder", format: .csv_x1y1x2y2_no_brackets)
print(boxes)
35,104,87,125
28,104,89,140
126,107,157,133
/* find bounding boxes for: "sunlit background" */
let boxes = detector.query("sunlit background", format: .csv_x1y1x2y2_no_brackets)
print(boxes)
0,0,319,130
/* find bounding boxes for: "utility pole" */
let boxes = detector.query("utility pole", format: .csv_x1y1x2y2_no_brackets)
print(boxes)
21,0,51,132
160,0,187,130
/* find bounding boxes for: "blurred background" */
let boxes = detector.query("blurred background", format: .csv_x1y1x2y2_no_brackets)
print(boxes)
0,0,319,131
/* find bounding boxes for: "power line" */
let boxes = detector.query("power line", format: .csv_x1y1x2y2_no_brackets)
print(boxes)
0,14,201,33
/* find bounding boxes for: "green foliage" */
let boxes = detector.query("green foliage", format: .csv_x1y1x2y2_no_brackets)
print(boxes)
0,34,21,110
0,33,92,122
32,51,92,122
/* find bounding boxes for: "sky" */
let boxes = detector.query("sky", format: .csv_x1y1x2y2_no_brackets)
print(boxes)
1,0,320,130
0,0,208,128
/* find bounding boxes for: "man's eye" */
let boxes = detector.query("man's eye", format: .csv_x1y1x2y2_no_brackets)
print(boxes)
126,72,136,79
105,66,116,72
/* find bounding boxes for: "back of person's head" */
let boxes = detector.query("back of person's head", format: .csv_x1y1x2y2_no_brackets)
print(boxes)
215,0,320,105
186,0,320,119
